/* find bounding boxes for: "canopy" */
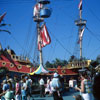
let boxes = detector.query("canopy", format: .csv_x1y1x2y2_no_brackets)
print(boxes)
30,64,49,75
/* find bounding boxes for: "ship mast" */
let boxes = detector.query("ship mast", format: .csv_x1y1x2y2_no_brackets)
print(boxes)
75,0,86,60
33,0,51,67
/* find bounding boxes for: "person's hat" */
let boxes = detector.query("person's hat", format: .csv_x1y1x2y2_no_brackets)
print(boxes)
3,80,7,83
9,78,13,82
53,73,59,77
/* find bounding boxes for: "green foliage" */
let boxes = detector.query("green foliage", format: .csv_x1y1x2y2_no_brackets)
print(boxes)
45,58,68,68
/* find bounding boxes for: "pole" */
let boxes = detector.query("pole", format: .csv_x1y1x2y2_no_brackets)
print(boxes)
79,26,82,60
79,9,82,60
37,22,43,66
75,0,87,70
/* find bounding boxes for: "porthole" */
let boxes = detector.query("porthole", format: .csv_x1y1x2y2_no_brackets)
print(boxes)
2,62,6,66
10,63,14,68
18,65,22,69
62,70,66,74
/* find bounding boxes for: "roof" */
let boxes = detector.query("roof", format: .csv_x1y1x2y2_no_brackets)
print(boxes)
30,64,49,75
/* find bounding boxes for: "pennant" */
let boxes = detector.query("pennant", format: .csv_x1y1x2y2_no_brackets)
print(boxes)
33,3,43,16
80,27,85,38
0,12,6,23
78,0,82,10
38,24,51,50
77,27,85,44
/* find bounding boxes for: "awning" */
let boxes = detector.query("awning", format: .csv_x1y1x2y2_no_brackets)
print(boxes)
30,64,49,75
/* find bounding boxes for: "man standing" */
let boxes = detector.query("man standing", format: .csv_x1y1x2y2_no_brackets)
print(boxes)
51,73,63,100
39,77,45,97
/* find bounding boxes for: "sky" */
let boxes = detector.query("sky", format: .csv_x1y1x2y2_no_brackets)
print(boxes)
0,0,100,64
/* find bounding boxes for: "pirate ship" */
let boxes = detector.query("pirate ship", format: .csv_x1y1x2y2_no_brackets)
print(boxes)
47,0,92,75
66,0,91,72
0,46,34,74
0,0,92,76
29,0,78,76
0,12,34,74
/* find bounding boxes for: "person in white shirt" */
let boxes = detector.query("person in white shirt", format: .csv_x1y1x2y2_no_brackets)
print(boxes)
51,73,63,100
69,77,77,92
39,77,45,97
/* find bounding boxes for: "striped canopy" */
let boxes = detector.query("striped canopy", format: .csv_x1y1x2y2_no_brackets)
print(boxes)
30,64,49,75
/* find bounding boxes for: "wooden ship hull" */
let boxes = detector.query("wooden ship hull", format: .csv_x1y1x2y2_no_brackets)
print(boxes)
64,60,92,73
0,49,34,74
0,48,92,76
47,67,78,76
46,60,91,76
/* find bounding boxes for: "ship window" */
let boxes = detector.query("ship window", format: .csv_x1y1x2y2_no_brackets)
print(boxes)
12,55,15,59
18,65,22,69
2,62,6,66
72,64,74,67
10,63,14,68
62,70,66,74
16,56,18,60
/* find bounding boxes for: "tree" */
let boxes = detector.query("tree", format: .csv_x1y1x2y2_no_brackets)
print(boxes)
61,60,68,66
45,61,53,68
96,55,100,64
45,58,68,68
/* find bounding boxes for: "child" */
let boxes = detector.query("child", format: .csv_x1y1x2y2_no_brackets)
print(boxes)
21,86,27,100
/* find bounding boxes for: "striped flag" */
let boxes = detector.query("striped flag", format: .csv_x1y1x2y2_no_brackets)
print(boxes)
0,12,6,23
77,26,85,44
38,24,51,50
33,3,43,17
80,27,85,38
78,0,82,10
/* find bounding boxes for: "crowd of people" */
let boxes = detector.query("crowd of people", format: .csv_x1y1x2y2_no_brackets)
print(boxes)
39,73,63,100
0,74,32,100
0,71,100,100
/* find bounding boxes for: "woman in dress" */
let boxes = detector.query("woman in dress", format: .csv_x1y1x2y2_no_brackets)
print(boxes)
75,71,93,100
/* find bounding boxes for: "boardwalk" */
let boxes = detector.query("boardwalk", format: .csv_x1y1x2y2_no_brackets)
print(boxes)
30,91,79,100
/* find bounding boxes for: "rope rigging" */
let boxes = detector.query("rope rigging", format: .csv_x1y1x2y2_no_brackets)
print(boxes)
48,28,72,56
1,0,100,64
85,26,100,58
22,15,33,57
84,0,100,24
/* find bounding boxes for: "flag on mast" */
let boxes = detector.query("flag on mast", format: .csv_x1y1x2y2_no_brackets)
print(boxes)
78,0,82,10
0,12,6,23
33,3,43,17
38,23,51,50
77,26,85,44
